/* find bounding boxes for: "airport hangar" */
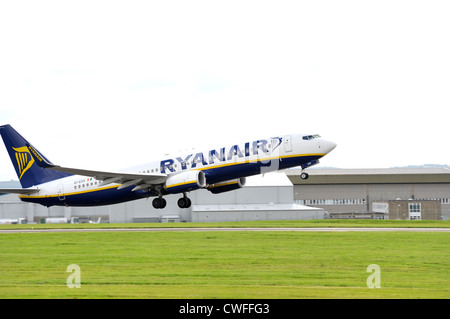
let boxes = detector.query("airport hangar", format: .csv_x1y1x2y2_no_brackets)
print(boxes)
1,168,449,223
288,168,450,221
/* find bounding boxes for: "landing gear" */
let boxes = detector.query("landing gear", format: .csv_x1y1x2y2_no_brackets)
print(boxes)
152,197,167,209
300,172,309,180
152,195,192,209
178,194,192,209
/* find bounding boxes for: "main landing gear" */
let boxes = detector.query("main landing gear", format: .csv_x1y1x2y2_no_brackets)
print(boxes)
300,172,309,180
152,194,192,209
152,197,167,209
177,195,192,209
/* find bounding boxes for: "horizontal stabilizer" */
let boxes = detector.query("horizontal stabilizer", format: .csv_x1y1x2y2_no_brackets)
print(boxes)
0,188,39,195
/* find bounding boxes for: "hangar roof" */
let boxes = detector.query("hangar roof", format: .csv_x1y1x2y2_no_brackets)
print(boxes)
286,168,450,185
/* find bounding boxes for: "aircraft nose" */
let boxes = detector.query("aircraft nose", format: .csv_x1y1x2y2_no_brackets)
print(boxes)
321,139,337,154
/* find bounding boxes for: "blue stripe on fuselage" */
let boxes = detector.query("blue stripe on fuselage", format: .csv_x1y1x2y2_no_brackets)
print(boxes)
201,154,322,184
20,185,155,207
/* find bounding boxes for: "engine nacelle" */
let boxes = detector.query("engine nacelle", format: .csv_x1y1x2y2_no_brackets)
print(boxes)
207,177,246,194
165,171,206,194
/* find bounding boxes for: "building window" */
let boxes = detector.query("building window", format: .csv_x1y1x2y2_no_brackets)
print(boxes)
295,199,366,206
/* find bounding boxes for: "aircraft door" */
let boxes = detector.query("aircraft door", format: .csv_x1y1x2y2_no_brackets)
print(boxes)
57,184,65,201
284,135,292,152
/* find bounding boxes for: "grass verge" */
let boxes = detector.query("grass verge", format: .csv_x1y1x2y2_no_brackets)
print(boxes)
0,224,448,298
0,219,449,230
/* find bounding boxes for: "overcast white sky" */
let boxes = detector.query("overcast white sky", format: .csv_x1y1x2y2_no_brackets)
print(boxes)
1,0,450,181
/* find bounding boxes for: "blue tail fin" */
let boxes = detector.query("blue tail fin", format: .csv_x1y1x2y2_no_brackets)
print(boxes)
0,124,72,188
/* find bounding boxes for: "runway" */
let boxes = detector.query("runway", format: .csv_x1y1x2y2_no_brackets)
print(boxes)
0,227,449,233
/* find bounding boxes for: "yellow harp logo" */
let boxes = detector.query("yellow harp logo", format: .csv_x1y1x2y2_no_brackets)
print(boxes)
13,146,35,179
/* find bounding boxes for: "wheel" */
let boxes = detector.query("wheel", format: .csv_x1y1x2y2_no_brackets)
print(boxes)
178,198,187,208
152,198,161,209
301,172,309,180
178,197,192,209
152,198,167,209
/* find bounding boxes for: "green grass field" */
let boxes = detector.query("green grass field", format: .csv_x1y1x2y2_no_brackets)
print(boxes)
0,220,448,299
2,219,449,230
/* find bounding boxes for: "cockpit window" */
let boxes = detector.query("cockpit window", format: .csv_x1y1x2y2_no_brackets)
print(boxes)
302,134,321,140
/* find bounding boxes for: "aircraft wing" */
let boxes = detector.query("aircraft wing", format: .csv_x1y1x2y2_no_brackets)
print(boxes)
27,143,167,191
0,188,39,195
49,165,168,188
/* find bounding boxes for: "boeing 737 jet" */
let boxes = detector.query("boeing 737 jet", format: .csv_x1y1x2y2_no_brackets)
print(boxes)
0,124,336,209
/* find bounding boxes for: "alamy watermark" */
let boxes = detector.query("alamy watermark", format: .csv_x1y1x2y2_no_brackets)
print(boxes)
66,264,81,288
366,264,381,288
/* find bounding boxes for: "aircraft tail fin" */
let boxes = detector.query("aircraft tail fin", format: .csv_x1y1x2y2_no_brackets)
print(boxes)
0,124,72,188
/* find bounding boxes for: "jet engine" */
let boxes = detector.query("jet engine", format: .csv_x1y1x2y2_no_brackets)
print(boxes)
165,171,206,194
207,177,246,194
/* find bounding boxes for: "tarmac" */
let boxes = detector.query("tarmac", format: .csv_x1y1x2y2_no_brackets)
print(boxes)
0,227,449,233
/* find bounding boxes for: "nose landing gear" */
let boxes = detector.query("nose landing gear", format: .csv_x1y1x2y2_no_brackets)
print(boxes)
300,172,309,180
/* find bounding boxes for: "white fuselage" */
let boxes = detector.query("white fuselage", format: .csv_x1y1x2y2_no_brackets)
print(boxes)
18,134,336,207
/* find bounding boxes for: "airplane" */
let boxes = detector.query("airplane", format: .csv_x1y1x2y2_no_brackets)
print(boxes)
0,124,336,209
